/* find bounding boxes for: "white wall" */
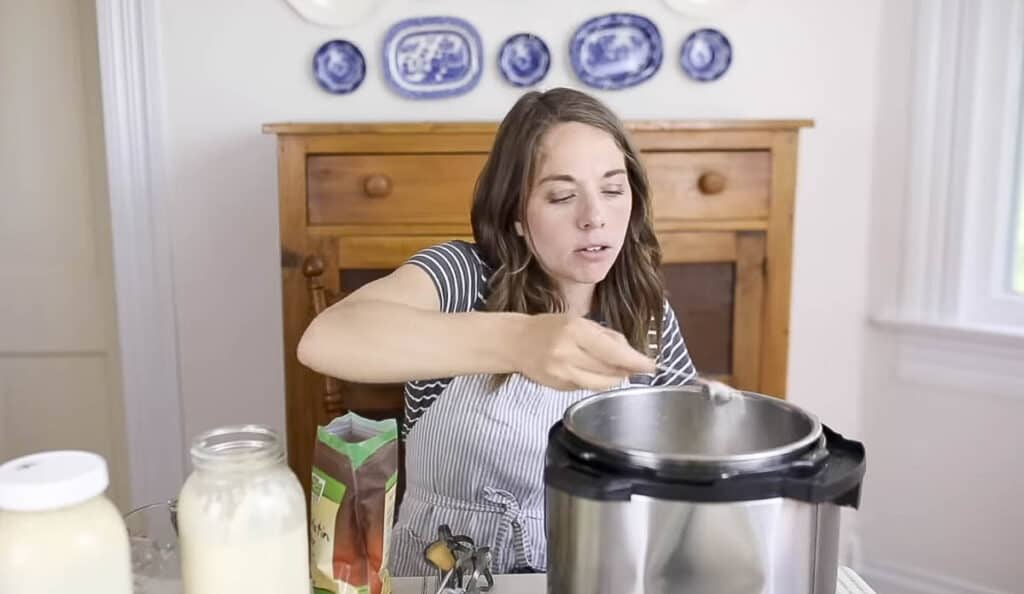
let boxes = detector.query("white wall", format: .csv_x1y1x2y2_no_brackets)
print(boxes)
860,340,1024,593
156,0,880,459
0,0,127,508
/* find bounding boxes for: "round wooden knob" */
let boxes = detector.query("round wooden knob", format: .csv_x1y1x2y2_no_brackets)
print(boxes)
363,174,392,198
302,255,325,278
698,172,727,195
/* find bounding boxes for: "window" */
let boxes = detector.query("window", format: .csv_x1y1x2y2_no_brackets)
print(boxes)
883,0,1024,331
868,0,1024,399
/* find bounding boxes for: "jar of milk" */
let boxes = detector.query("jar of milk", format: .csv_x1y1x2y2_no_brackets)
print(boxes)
177,425,310,594
0,450,133,594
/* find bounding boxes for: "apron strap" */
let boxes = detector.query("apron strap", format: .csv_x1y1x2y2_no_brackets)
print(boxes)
482,487,534,569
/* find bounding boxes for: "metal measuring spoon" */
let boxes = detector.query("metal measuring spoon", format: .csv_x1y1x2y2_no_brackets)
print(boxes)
658,367,743,404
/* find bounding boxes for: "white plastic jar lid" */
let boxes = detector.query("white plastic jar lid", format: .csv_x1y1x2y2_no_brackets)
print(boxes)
0,451,109,512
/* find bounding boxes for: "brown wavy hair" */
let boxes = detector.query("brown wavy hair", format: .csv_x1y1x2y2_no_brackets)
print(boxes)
471,88,666,355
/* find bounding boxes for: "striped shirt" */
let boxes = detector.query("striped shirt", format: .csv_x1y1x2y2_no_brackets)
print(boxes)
403,240,697,437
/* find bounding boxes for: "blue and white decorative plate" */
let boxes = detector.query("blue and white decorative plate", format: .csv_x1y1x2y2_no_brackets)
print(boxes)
383,16,483,99
680,28,732,82
312,39,365,94
569,13,663,90
498,33,550,87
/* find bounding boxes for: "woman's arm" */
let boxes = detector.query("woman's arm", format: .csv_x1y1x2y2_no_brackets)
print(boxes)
296,264,655,389
297,264,525,383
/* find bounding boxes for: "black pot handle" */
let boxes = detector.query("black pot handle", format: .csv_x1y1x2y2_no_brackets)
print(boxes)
781,425,866,508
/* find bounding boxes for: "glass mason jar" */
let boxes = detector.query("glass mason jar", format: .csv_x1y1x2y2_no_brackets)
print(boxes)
177,425,310,594
0,451,133,594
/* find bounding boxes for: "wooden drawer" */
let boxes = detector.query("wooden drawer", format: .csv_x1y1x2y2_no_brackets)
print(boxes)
307,153,487,225
311,149,770,226
307,150,769,226
644,151,771,220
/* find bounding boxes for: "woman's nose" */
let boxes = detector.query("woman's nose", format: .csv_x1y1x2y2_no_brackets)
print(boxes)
577,195,606,230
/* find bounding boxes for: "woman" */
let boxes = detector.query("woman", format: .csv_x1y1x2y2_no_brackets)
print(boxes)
297,88,697,575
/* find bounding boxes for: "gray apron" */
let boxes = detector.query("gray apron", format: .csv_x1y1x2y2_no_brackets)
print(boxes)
389,372,624,576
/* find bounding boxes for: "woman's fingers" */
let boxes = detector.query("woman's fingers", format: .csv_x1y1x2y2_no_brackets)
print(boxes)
516,314,656,391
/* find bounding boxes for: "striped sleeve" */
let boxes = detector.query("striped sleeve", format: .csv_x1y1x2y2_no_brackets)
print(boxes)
405,241,487,313
652,301,697,386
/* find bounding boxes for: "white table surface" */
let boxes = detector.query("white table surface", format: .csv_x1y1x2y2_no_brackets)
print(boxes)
391,566,876,593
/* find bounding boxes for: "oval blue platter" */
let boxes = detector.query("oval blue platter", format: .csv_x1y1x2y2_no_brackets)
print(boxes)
569,13,663,90
312,39,366,94
681,28,732,82
499,33,550,87
383,16,483,99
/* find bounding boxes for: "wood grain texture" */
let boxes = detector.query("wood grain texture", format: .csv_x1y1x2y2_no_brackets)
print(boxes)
264,120,814,135
308,151,770,226
732,233,767,392
762,131,801,397
337,235,474,268
645,151,771,221
308,154,483,225
306,219,770,238
277,136,319,496
658,232,737,264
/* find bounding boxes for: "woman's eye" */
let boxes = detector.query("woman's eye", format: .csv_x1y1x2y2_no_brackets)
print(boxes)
602,188,625,197
549,194,575,203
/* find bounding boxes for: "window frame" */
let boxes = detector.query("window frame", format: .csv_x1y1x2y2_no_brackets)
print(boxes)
895,0,1024,332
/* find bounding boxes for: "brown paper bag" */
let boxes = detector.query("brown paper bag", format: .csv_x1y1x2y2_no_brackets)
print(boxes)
311,413,398,594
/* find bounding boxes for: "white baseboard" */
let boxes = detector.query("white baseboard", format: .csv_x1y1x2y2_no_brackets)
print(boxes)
861,561,1008,594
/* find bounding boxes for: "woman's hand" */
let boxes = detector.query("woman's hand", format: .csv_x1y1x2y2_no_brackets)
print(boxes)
512,314,656,391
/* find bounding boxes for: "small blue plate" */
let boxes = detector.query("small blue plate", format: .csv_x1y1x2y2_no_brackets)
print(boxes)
570,13,663,90
499,33,550,87
680,28,732,82
383,16,483,99
312,39,366,94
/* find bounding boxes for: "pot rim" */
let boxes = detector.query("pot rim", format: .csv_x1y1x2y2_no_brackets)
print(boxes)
561,385,824,476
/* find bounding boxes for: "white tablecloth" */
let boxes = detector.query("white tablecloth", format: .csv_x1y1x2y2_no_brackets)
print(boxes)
392,566,876,593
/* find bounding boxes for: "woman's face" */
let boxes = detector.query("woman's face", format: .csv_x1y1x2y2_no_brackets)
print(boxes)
521,122,633,291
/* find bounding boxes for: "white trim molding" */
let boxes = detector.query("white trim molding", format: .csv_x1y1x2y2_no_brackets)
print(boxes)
899,0,974,320
870,316,1024,399
95,0,186,507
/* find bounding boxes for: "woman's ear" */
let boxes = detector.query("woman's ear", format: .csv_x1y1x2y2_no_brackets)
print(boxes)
514,221,524,237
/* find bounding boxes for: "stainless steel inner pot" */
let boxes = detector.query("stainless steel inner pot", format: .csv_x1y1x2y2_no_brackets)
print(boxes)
562,385,824,477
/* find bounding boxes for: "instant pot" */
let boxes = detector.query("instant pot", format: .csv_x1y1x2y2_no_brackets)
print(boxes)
545,385,865,594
